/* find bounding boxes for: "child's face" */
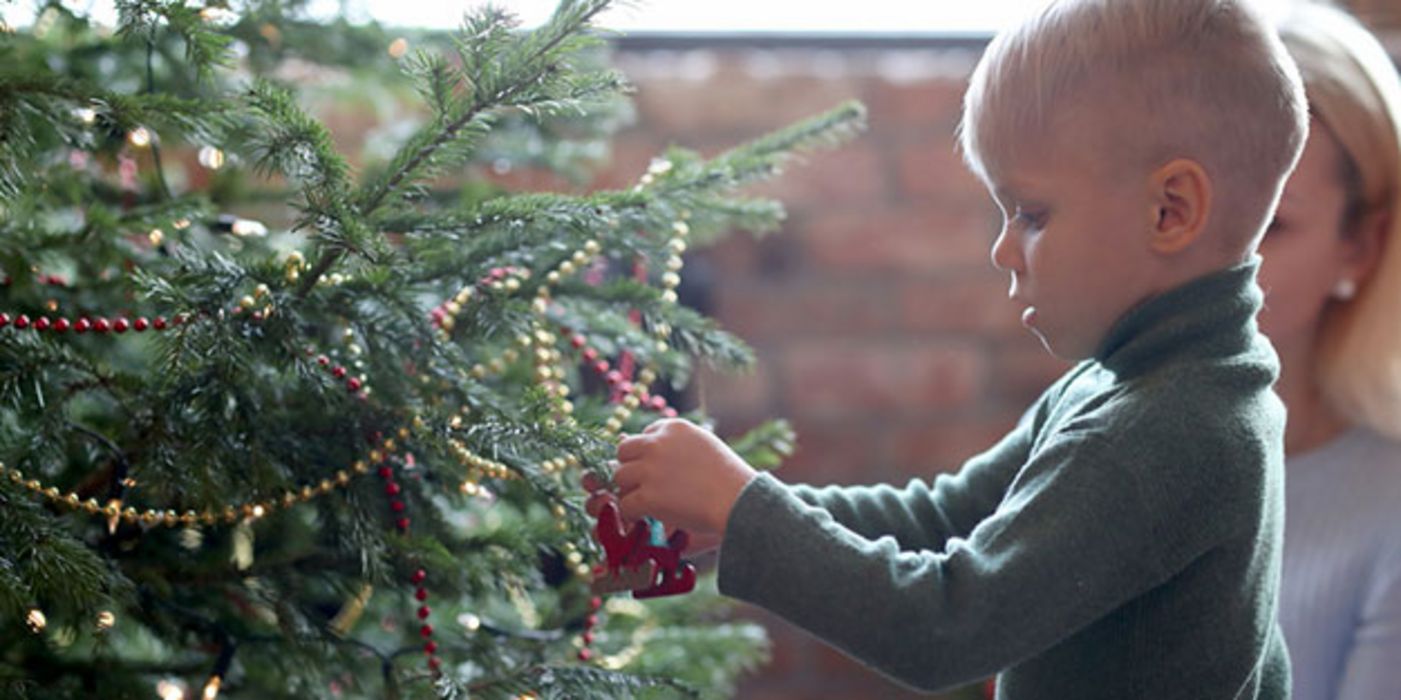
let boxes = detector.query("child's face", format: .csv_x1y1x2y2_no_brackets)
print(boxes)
979,120,1159,360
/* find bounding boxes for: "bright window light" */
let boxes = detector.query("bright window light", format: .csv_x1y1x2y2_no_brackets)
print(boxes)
1,0,1300,34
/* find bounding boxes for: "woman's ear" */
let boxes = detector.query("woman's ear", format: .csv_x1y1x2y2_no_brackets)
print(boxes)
1343,206,1390,288
1148,159,1213,255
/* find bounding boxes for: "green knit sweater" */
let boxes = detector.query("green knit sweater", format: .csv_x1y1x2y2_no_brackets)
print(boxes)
718,260,1290,699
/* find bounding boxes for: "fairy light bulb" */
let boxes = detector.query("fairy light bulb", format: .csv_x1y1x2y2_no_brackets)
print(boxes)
198,7,237,25
96,610,116,631
72,107,97,125
457,612,481,631
156,679,184,700
26,608,46,633
387,37,409,59
127,127,152,148
230,218,267,237
198,146,226,170
202,675,222,700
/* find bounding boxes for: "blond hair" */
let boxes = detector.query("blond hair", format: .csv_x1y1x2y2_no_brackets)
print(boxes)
959,0,1308,250
1280,3,1401,440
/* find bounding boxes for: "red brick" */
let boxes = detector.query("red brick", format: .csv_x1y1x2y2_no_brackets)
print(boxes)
802,205,999,274
778,416,888,486
589,133,668,190
746,142,892,210
626,53,864,137
779,342,985,418
865,76,970,133
895,132,991,204
889,416,1024,479
897,270,1023,337
693,357,776,421
713,279,897,341
696,234,764,276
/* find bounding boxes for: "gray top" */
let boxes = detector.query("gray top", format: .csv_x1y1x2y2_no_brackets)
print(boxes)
1281,426,1401,700
718,260,1290,699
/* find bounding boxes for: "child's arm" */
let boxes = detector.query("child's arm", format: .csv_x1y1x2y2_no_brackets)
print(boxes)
783,412,1036,552
609,404,1044,556
714,431,1214,692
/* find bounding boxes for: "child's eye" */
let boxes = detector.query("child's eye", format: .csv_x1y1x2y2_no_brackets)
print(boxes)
1013,208,1047,231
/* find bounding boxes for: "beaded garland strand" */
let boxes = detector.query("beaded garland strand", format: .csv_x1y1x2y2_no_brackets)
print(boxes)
3,205,694,674
0,217,689,531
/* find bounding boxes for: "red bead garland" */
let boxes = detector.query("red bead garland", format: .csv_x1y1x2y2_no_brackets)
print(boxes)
560,326,679,419
578,595,602,662
308,351,367,396
429,265,525,332
0,314,184,335
379,461,440,674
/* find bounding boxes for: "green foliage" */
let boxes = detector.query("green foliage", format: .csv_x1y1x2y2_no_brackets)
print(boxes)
0,0,864,697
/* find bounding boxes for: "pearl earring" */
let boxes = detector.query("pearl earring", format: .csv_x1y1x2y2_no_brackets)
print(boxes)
1333,278,1358,301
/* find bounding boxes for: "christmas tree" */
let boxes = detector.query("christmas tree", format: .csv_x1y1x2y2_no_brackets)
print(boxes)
0,1,865,697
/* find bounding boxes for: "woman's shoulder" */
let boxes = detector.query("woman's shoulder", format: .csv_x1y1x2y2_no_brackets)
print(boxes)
1288,426,1401,539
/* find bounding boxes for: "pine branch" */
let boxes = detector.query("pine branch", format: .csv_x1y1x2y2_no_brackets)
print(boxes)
304,0,622,295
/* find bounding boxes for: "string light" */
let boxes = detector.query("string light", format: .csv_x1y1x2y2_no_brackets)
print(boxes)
149,229,165,246
96,610,116,631
0,217,689,543
387,37,409,59
72,107,97,125
1,445,379,529
457,612,481,632
26,608,46,633
198,146,226,170
156,679,185,700
127,127,152,148
198,7,238,26
230,218,267,237
202,675,222,700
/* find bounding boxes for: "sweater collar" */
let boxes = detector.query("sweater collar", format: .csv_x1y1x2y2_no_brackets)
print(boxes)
1093,257,1266,379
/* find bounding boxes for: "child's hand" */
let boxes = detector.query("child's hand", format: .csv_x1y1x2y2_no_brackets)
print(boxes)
608,419,757,547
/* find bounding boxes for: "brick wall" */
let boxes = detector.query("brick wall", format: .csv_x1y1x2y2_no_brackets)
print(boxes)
600,40,1068,700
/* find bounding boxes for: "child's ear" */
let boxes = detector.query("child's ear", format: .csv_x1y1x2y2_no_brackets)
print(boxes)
1147,159,1212,254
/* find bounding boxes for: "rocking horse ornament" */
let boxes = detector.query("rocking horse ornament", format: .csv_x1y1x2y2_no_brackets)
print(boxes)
587,490,697,599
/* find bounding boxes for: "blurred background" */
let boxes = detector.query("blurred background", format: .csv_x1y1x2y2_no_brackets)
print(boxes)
6,0,1399,697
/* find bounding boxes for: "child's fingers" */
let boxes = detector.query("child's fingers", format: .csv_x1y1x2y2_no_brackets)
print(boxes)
583,491,615,517
617,490,654,525
580,470,607,493
613,461,644,493
642,419,669,435
617,434,653,462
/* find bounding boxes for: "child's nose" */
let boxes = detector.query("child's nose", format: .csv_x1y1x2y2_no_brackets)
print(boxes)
990,227,1023,273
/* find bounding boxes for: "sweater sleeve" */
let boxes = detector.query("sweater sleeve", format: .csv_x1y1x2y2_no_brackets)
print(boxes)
782,404,1039,551
1336,542,1401,700
717,432,1187,692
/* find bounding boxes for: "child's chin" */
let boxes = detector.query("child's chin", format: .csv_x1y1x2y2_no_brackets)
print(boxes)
1030,329,1083,362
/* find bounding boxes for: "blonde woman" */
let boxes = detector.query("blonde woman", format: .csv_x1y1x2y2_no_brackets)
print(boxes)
1264,5,1401,699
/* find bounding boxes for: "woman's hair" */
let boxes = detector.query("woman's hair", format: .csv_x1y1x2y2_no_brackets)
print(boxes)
959,0,1307,245
1281,3,1401,439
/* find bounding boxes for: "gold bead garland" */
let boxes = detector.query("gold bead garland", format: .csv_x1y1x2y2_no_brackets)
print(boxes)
1,214,689,537
0,433,402,528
